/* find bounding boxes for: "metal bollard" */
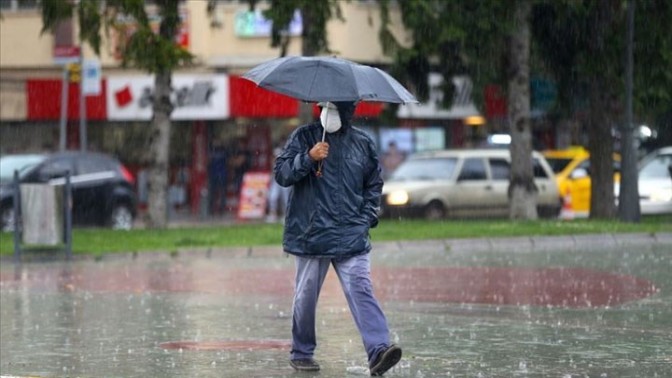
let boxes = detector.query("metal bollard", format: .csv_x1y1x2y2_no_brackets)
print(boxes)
12,170,21,263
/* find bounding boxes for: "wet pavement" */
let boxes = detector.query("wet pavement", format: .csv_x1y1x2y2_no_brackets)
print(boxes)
1,233,671,377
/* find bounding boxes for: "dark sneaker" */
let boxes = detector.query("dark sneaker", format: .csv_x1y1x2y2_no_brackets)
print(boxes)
369,344,402,376
290,358,321,372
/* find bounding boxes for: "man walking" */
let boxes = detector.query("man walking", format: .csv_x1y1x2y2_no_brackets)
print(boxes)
274,101,402,376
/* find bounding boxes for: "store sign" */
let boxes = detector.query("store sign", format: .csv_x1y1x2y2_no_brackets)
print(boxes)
237,172,271,220
397,73,480,120
53,45,80,64
234,9,302,37
82,59,102,96
106,75,229,120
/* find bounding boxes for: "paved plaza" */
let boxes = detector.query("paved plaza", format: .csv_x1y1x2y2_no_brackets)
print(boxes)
1,233,671,377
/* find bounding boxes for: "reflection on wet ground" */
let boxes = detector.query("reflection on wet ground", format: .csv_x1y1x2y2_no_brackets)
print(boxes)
1,241,671,377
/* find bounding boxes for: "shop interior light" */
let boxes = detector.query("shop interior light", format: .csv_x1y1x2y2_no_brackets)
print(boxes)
465,116,486,126
487,134,511,145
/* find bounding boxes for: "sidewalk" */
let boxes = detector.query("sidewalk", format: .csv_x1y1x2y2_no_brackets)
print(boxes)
1,227,671,377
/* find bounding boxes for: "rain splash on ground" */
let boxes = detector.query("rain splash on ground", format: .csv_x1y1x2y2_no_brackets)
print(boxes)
1,237,671,377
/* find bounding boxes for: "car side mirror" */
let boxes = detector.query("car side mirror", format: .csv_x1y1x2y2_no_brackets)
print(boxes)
570,168,588,180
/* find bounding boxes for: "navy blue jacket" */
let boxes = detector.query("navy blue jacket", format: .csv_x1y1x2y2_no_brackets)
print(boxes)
274,103,383,258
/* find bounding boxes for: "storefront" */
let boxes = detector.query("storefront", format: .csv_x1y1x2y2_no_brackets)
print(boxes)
2,70,480,217
105,73,230,214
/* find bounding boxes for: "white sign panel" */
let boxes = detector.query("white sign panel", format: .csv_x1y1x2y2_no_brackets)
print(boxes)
414,127,445,152
397,73,480,120
106,75,229,120
82,59,102,96
380,128,413,153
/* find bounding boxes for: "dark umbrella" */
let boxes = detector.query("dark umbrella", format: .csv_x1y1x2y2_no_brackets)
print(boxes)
242,56,418,104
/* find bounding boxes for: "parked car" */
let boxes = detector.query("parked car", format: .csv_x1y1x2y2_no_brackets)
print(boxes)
380,149,561,220
0,151,137,232
543,146,621,218
615,146,672,215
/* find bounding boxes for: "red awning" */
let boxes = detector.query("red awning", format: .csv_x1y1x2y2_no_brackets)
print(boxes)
229,75,299,118
311,101,384,118
26,79,107,121
231,75,384,119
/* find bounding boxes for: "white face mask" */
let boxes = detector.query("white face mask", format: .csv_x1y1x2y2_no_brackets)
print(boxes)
320,104,342,133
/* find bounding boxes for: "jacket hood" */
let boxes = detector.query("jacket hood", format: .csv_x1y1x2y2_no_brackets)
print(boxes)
333,101,356,130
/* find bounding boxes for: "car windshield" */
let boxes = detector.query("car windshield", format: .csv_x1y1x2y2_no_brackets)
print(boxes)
389,157,458,181
639,154,672,179
545,157,574,174
0,154,46,184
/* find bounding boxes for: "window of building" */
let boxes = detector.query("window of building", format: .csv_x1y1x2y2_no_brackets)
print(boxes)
1,0,39,11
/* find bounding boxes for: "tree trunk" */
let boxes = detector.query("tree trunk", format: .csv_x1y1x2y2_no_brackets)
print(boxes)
146,71,173,228
587,0,617,220
507,0,537,220
587,81,616,219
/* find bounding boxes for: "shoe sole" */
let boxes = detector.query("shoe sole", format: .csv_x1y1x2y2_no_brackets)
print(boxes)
290,360,320,372
370,345,402,376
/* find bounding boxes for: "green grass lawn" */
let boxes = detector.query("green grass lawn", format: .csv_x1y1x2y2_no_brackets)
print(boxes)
1,216,670,257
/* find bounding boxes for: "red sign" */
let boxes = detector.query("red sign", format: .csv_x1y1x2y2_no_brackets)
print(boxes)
53,45,80,59
484,84,507,119
26,79,107,120
237,172,271,220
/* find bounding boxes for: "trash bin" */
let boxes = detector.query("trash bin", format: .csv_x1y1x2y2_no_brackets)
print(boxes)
20,184,63,246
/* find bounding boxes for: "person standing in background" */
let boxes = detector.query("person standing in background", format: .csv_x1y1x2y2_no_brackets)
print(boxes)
208,143,228,215
229,138,252,199
381,140,406,180
266,143,290,223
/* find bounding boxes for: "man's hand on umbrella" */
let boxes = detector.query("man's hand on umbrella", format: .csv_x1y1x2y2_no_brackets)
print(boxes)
310,142,330,161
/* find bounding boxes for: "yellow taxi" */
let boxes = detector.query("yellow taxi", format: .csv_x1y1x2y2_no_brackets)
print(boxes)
542,146,620,218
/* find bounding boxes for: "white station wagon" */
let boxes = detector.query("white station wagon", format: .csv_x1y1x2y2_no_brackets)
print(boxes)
380,149,562,219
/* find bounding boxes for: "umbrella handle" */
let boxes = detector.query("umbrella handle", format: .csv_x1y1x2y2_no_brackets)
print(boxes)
316,106,328,177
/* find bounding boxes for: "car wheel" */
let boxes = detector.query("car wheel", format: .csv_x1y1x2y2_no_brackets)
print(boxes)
424,201,445,220
109,204,134,230
0,206,16,233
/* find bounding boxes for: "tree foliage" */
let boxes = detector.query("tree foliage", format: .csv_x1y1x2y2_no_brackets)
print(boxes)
382,0,671,220
39,0,191,228
40,0,192,73
532,0,672,219
378,0,511,106
379,0,539,220
261,0,343,57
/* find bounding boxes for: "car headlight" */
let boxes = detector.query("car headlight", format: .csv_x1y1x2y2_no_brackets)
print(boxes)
387,190,409,206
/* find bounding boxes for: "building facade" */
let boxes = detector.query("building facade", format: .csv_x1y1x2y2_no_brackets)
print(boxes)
0,0,481,214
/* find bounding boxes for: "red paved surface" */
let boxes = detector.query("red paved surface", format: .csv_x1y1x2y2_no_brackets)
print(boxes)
374,267,658,308
1,264,657,308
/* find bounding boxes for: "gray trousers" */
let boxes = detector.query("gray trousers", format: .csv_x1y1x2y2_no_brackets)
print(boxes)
290,253,390,364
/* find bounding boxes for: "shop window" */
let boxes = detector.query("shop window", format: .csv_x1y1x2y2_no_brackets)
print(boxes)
17,0,38,9
1,0,39,11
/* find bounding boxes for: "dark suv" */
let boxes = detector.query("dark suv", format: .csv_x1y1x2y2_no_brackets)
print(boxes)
0,151,137,232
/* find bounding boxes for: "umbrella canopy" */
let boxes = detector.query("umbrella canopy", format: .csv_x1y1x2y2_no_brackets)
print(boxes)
242,56,418,104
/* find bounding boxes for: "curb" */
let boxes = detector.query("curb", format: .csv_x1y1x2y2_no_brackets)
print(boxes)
2,232,670,264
